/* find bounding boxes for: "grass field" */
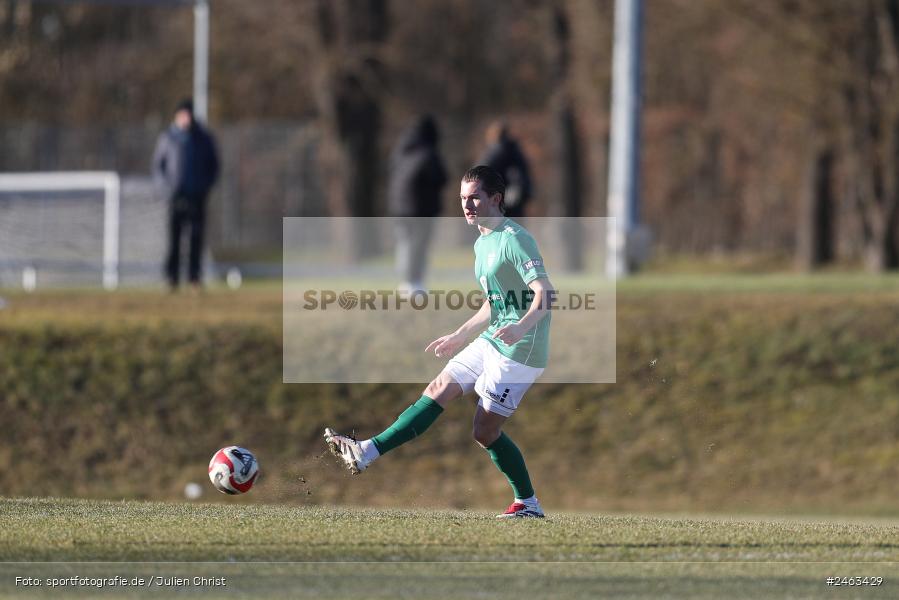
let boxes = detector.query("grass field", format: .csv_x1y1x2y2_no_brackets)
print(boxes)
1,497,898,599
5,274,899,597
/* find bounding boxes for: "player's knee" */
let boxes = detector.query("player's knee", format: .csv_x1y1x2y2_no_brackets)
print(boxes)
423,377,445,400
424,372,459,405
472,423,501,448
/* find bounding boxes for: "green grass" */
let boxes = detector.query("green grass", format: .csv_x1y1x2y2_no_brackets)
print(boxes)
2,497,899,599
620,271,899,293
4,279,899,597
5,496,899,562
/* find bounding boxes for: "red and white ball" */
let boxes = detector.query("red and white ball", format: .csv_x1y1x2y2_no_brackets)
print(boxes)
208,446,259,494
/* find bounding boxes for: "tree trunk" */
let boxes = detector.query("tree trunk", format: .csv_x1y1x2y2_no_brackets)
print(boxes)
862,202,899,271
796,143,835,270
834,1,899,272
551,2,585,271
313,0,388,259
556,100,585,271
335,73,383,258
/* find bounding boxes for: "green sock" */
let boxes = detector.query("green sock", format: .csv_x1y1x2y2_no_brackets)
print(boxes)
486,432,535,500
371,396,444,455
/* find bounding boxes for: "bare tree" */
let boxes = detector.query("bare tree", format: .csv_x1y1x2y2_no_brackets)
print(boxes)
729,0,899,270
796,136,835,269
837,0,899,270
312,0,389,257
550,0,585,271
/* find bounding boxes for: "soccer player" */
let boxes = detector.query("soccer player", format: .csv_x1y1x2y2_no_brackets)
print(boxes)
325,165,553,518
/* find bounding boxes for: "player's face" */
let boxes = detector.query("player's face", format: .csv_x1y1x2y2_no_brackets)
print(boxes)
174,109,193,130
460,180,501,225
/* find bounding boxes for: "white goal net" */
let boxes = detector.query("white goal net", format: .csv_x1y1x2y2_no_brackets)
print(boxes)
0,171,184,289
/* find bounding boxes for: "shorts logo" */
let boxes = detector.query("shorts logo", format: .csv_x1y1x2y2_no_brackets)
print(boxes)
487,388,512,403
522,258,543,270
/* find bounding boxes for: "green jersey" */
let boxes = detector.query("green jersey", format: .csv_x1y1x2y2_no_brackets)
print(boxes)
474,218,550,368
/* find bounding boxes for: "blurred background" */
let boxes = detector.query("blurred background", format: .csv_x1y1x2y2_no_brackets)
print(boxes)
6,0,897,271
3,0,899,515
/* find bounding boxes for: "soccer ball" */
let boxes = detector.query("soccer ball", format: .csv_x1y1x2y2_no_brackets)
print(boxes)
208,446,259,495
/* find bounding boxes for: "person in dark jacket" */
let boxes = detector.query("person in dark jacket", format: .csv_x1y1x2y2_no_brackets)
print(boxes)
388,114,448,292
477,122,532,219
152,99,220,290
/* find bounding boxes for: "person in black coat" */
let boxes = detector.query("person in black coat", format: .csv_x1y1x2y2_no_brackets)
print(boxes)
477,122,532,219
388,115,447,292
152,99,220,290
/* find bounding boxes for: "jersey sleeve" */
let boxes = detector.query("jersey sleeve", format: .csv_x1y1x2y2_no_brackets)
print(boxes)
505,231,548,284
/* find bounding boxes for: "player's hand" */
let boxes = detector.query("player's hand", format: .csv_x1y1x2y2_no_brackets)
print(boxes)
491,322,526,345
425,332,465,358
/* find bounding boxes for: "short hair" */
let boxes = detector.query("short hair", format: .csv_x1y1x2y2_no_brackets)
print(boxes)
462,165,506,214
175,98,194,115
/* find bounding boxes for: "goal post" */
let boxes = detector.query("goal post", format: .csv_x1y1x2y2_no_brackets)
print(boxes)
0,171,120,290
0,171,218,290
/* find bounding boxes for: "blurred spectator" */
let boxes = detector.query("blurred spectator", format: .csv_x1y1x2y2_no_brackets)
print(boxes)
388,114,447,293
477,122,532,219
152,99,220,290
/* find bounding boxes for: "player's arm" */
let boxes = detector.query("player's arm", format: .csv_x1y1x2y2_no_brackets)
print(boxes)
491,277,554,346
152,134,170,190
424,296,491,358
453,295,492,338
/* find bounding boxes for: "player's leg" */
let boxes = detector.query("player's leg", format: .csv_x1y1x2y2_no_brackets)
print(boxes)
369,370,462,453
473,349,545,518
324,339,488,474
394,218,413,291
407,217,434,291
472,406,543,518
187,200,205,286
166,205,184,289
324,373,462,474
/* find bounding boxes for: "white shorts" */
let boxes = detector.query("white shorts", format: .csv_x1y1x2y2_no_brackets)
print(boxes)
443,337,544,418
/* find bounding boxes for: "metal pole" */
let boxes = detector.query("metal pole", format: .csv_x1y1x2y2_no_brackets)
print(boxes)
606,0,643,279
193,0,209,123
103,173,121,290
